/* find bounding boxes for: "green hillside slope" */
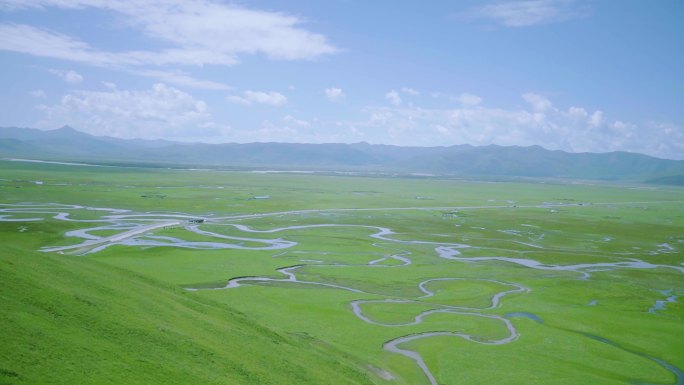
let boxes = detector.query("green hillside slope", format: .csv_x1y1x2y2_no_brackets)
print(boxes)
0,241,375,385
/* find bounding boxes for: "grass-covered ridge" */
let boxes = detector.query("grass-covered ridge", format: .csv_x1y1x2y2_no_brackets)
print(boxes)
0,244,374,385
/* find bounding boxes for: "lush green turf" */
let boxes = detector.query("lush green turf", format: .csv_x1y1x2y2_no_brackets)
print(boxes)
0,243,375,385
2,159,683,385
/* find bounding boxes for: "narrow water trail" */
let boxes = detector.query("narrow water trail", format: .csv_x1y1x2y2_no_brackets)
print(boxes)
3,202,683,385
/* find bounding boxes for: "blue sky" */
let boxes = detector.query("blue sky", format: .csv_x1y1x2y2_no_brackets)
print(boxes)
1,0,683,159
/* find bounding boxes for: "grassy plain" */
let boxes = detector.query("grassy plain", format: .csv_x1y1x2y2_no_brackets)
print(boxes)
1,159,683,385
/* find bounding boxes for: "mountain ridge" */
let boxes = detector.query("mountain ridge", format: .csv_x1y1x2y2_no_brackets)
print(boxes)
2,126,684,183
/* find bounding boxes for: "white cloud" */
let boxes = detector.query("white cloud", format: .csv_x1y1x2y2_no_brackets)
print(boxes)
64,70,83,83
339,93,684,159
589,110,603,127
101,81,116,89
613,120,628,130
385,90,402,106
283,115,310,127
431,91,476,105
458,93,482,106
0,1,29,10
49,69,83,83
0,1,337,67
369,111,391,125
642,121,684,159
37,83,212,140
567,106,587,119
325,87,345,102
135,70,232,90
0,24,111,63
463,0,590,27
227,90,287,106
29,89,46,97
401,87,420,96
522,92,552,111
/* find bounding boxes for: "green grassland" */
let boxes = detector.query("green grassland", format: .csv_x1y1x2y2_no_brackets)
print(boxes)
2,159,683,385
0,242,374,385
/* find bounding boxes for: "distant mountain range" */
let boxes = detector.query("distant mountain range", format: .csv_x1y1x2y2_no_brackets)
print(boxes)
2,125,684,184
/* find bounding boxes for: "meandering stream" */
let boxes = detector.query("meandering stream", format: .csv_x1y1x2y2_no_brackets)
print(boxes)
2,202,682,385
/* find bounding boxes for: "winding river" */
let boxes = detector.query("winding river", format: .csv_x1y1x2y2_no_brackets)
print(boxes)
2,202,683,384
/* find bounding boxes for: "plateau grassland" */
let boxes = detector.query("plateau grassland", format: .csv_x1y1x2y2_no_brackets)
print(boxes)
1,160,683,384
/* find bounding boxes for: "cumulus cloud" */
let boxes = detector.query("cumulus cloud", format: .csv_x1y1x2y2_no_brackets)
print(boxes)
589,110,603,127
325,87,345,102
522,92,552,111
49,69,83,83
341,93,684,159
0,1,337,67
29,89,46,97
227,90,287,106
385,89,402,106
462,0,590,27
37,83,212,140
567,106,587,119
